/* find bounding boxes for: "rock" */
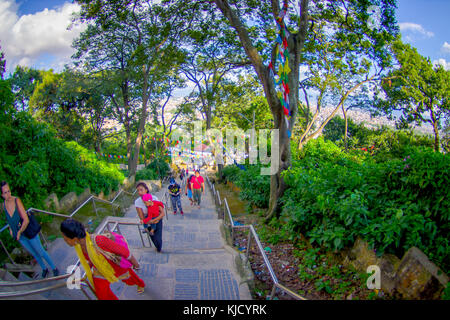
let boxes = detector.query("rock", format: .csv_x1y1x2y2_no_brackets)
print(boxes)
378,253,401,295
346,294,353,300
79,188,91,203
149,180,162,191
59,192,78,213
97,191,105,200
44,193,60,211
123,175,136,189
347,237,378,271
394,247,448,300
11,248,27,260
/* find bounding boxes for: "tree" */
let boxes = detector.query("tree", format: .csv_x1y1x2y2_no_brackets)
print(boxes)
28,69,86,141
378,39,450,152
0,44,14,123
180,11,250,130
9,66,42,111
296,4,397,151
73,0,189,176
210,0,398,220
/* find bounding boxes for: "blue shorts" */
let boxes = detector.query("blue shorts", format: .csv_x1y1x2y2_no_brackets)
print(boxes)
187,189,192,198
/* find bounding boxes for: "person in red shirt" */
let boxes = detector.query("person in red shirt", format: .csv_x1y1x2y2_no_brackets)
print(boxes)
141,193,164,235
190,170,205,208
60,218,145,300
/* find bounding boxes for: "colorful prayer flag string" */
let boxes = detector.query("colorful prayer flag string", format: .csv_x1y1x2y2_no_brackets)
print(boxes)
268,0,292,138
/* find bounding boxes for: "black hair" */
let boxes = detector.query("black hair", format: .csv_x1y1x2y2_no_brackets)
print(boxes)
1,181,9,199
135,182,150,193
60,219,86,239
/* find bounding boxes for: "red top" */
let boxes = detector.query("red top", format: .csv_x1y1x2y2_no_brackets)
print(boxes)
83,235,130,275
143,200,164,223
191,175,204,189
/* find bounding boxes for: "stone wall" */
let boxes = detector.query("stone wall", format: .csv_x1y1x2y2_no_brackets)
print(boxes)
342,237,448,299
43,175,136,214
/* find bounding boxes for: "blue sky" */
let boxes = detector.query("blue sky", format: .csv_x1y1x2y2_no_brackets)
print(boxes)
1,0,449,74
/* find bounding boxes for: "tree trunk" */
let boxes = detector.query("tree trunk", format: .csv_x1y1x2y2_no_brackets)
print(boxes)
129,68,151,177
264,104,292,222
343,106,348,151
213,0,310,222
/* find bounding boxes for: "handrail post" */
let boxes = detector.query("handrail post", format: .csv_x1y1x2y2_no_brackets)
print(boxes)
137,224,146,248
92,198,98,218
39,230,49,250
269,284,277,300
246,229,252,262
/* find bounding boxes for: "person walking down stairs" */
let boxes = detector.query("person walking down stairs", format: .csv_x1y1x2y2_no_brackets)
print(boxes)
1,181,59,279
190,170,205,209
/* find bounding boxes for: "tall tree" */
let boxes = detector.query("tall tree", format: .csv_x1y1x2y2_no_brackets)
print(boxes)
296,5,397,151
9,66,42,111
73,0,188,176
378,39,450,152
210,0,398,220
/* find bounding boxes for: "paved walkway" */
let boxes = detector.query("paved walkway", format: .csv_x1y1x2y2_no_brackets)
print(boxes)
32,173,252,300
112,175,252,300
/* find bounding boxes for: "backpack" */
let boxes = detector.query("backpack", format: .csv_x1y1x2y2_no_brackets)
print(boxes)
92,231,133,269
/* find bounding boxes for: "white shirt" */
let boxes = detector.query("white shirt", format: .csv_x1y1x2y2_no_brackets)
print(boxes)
135,194,159,217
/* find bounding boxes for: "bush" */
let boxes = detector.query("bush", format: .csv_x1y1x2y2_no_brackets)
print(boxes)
281,139,450,273
135,157,170,181
221,164,270,208
0,111,125,208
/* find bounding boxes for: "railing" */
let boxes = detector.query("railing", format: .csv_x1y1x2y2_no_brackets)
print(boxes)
0,187,138,267
204,173,307,301
0,175,173,299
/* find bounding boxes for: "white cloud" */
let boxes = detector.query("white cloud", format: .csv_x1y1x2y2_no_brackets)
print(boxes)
399,22,434,39
0,0,86,74
441,41,450,54
433,58,450,71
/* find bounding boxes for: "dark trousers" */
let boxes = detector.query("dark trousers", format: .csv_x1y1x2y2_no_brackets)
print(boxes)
146,219,163,252
193,188,202,205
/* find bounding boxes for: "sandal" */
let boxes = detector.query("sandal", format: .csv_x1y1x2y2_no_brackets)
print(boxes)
137,286,145,294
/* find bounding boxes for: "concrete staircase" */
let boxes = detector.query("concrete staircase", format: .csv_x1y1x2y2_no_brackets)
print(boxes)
0,172,252,300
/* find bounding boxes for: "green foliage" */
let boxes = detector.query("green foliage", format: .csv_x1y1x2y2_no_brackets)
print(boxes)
0,111,125,209
377,39,450,151
220,164,270,208
323,116,434,160
281,138,450,273
135,157,170,181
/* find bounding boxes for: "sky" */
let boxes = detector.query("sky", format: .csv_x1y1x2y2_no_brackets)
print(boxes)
0,0,449,75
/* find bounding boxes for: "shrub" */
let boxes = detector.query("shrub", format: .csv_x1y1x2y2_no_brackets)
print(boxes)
281,140,450,273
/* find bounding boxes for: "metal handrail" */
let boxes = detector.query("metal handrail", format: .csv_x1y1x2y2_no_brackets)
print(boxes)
0,187,138,258
204,174,307,301
0,176,170,299
0,281,70,298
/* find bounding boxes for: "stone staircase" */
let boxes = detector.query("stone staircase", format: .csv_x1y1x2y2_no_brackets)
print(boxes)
0,172,252,300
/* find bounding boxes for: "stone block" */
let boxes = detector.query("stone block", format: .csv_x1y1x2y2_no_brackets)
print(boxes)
394,247,448,299
347,237,378,271
78,188,91,203
59,192,78,212
44,193,60,211
123,175,136,189
378,253,401,295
